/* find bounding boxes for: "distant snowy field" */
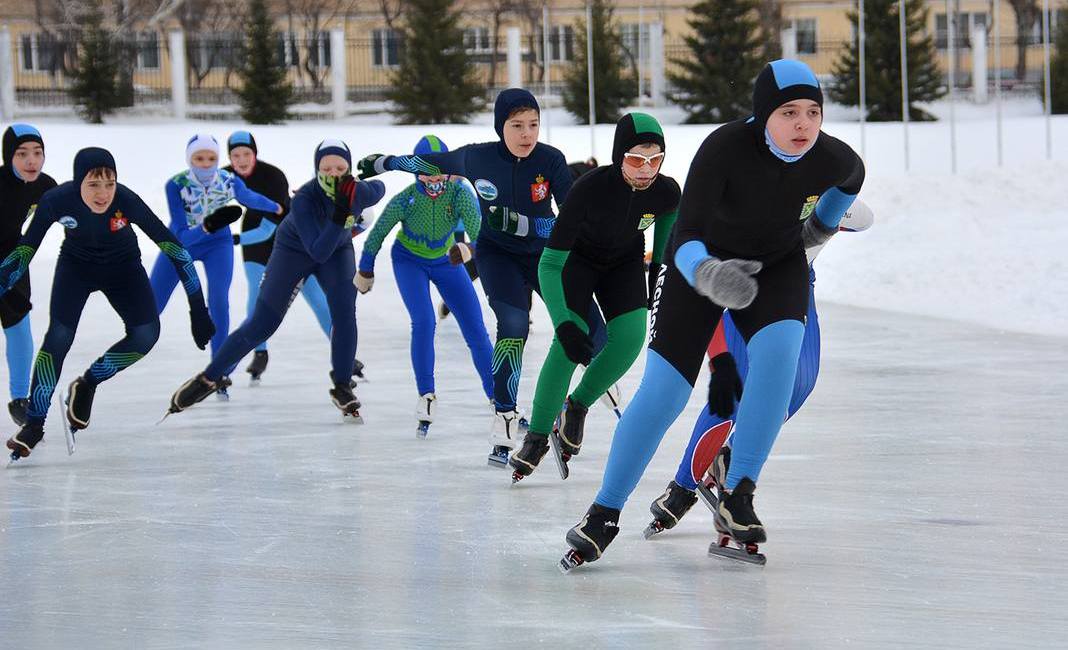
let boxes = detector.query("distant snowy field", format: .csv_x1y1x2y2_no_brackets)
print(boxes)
15,107,1068,338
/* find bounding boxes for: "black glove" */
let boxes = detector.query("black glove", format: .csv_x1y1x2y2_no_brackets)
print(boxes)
201,205,243,234
232,233,241,246
189,299,215,350
357,154,386,179
331,174,357,226
646,262,661,310
555,321,593,366
707,352,743,418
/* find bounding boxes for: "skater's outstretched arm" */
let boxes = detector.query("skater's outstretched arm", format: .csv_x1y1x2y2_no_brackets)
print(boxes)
231,174,282,215
357,147,468,179
802,152,866,248
672,134,730,288
454,179,481,242
233,217,276,246
0,193,57,292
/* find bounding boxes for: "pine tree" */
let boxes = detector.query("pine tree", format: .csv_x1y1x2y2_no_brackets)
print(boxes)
387,0,483,124
562,0,638,124
1051,13,1068,114
829,0,944,121
68,5,122,124
236,0,293,124
667,0,764,124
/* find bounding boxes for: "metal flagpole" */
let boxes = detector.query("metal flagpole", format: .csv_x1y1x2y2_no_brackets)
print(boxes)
900,0,910,171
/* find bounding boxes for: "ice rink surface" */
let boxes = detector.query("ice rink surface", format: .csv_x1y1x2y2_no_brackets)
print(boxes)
1,280,1065,648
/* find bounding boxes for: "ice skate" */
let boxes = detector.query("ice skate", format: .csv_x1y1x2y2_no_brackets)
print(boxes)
246,350,269,385
548,398,586,480
215,375,232,401
7,398,28,426
509,433,550,483
643,480,699,539
709,477,767,566
599,383,623,419
559,503,621,572
437,301,450,320
65,376,95,431
166,373,217,417
487,409,522,467
330,374,363,423
696,445,731,512
415,392,436,439
353,358,367,383
6,422,44,465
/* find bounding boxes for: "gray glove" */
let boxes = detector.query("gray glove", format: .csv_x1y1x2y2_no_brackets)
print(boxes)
693,257,762,309
801,216,837,249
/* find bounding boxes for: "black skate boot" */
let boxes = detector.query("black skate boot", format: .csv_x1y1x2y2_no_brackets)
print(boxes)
329,373,363,423
509,433,550,483
710,477,767,566
215,375,232,401
66,376,95,431
167,373,217,415
560,503,621,572
697,445,731,512
7,398,28,426
246,350,269,384
643,480,699,539
6,422,44,464
548,397,587,480
352,359,366,383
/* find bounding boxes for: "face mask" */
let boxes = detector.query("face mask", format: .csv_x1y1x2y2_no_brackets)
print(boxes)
764,128,807,164
423,179,446,198
192,165,217,184
317,172,337,199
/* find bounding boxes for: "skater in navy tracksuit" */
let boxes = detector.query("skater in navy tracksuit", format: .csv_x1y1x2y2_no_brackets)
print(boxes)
561,60,865,569
167,140,385,418
358,88,607,463
0,147,214,460
224,131,336,383
0,124,56,426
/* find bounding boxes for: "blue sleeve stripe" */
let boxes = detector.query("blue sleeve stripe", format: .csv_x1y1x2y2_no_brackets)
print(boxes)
814,187,856,229
674,240,712,287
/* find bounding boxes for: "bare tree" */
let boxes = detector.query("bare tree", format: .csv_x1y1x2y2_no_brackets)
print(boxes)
279,0,357,90
757,0,784,61
1006,0,1039,80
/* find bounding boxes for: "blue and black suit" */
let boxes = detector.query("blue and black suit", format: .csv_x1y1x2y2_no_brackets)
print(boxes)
593,61,865,511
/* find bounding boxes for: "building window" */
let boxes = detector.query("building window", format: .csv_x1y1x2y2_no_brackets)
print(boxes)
936,12,988,49
308,32,331,68
191,33,240,70
794,18,817,55
619,23,650,63
464,27,491,53
137,32,160,70
19,33,61,72
373,28,402,67
547,25,573,62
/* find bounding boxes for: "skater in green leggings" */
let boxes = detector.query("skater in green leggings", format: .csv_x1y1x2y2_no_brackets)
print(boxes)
510,113,680,482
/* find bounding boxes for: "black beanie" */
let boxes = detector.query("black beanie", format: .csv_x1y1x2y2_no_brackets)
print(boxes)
751,59,823,127
227,130,258,155
612,112,665,166
2,123,44,169
493,88,539,139
73,147,117,185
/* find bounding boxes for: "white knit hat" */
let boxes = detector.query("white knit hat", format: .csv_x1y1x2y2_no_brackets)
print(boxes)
185,133,220,165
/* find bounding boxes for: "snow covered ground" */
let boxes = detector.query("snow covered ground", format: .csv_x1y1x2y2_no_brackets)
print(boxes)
0,116,1066,646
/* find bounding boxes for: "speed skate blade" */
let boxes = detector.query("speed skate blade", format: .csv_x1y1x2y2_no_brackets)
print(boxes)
548,431,570,480
708,540,767,566
559,550,584,573
343,411,364,424
696,481,718,513
416,421,430,439
58,390,75,456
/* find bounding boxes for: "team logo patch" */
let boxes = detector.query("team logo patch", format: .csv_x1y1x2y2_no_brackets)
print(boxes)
638,213,656,230
530,174,549,203
344,214,356,230
799,195,819,221
110,210,128,232
474,179,498,201
58,216,78,229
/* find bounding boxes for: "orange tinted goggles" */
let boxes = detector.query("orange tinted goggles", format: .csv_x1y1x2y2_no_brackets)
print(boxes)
622,152,665,169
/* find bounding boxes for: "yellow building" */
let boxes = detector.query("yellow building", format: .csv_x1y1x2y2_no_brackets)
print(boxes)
0,0,1063,107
